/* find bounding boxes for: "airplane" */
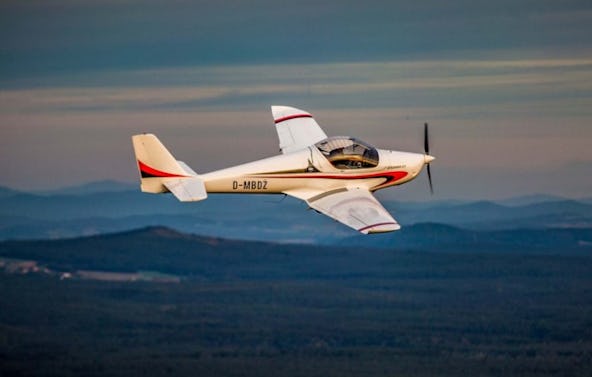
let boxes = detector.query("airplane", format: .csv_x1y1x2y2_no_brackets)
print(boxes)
132,106,435,234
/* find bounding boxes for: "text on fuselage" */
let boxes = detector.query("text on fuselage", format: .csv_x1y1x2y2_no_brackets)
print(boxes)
232,180,268,190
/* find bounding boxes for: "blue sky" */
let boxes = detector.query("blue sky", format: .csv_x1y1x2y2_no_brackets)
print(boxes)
1,0,591,199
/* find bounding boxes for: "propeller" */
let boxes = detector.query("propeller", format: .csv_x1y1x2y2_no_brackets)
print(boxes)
424,122,434,194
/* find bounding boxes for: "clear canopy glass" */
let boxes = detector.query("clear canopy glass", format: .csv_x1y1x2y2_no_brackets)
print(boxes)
315,136,379,169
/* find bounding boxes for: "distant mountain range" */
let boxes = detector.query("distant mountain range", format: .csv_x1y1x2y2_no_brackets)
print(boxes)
1,226,590,283
36,180,137,196
0,181,591,245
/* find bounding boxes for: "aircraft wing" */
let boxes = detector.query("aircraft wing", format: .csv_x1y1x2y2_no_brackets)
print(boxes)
296,188,400,234
271,105,327,154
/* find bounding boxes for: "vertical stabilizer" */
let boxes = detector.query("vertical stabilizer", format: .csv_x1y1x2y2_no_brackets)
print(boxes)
131,134,207,201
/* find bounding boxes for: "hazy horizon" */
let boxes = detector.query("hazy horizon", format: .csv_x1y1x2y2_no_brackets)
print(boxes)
1,1,591,200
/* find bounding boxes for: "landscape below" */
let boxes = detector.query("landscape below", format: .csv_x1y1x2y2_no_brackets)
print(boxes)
1,225,592,377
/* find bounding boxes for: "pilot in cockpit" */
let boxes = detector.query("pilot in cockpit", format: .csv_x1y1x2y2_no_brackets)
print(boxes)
315,137,379,169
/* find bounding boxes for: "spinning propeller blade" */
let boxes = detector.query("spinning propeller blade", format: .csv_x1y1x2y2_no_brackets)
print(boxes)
424,122,434,195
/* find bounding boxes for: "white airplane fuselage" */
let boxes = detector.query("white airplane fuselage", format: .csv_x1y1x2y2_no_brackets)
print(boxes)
140,146,430,197
200,147,428,195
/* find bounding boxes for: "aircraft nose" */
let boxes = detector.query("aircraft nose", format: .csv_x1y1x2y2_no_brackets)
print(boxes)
424,154,435,164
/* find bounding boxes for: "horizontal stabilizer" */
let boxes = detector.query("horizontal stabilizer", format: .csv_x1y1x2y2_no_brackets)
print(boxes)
163,177,207,202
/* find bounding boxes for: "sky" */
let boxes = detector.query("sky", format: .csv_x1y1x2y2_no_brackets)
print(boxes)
1,0,591,200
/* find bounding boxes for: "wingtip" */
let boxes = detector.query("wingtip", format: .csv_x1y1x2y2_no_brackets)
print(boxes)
271,105,310,117
271,105,289,113
360,222,401,234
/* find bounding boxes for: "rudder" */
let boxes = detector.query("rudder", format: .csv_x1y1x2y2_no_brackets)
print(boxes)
131,134,207,201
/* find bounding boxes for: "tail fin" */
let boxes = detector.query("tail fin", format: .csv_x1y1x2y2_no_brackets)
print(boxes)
132,134,207,202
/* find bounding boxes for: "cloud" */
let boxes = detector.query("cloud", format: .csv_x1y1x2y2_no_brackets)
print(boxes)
2,0,592,79
2,58,591,119
0,87,232,112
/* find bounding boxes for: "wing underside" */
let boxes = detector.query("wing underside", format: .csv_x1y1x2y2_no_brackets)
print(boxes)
298,188,400,234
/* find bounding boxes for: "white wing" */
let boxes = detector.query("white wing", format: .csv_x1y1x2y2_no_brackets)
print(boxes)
289,187,400,234
271,105,328,154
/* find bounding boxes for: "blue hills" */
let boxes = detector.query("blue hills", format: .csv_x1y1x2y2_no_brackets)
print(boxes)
0,225,587,278
0,181,591,250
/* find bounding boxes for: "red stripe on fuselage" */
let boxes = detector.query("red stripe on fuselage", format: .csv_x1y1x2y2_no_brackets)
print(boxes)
138,161,188,178
252,171,408,190
274,113,313,124
254,170,408,181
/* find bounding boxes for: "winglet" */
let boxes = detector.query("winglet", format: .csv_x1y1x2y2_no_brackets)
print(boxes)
272,105,314,124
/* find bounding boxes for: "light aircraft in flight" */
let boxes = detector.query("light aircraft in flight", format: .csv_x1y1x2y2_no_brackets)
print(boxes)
132,106,435,234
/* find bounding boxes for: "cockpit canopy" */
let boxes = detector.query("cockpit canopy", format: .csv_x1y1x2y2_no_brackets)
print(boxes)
315,136,379,169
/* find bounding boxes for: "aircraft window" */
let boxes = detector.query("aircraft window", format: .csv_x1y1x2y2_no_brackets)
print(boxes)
315,137,379,169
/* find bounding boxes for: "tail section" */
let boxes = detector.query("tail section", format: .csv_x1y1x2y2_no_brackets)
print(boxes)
132,134,207,202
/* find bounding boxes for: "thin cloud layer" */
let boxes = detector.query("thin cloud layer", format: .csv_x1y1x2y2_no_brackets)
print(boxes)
1,1,592,79
2,58,591,114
